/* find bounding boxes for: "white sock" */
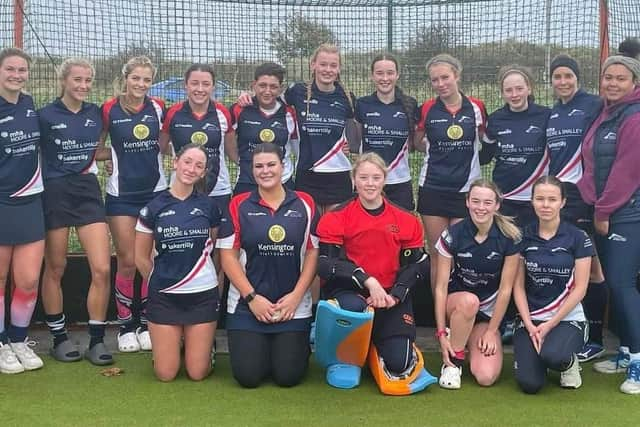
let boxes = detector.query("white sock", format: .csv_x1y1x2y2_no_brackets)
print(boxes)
629,352,640,362
620,346,630,354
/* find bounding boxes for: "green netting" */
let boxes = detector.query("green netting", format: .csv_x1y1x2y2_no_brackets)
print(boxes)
1,0,638,252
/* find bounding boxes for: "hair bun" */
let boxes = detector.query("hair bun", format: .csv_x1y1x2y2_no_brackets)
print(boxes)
619,37,640,60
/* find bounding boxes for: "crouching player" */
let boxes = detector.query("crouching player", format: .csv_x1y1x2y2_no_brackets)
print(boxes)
315,153,437,395
433,179,521,389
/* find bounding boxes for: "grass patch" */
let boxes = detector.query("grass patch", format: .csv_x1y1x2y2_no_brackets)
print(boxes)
0,353,634,427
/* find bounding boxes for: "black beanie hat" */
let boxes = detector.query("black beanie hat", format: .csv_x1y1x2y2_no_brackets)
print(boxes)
550,55,580,81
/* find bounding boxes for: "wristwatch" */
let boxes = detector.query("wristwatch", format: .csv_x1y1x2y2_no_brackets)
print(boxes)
244,291,257,304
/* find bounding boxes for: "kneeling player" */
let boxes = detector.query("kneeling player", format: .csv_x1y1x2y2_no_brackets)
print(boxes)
316,153,436,395
433,179,521,389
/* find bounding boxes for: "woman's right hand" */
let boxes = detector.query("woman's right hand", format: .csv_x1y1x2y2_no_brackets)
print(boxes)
439,335,455,367
248,295,276,323
524,321,541,353
237,91,253,107
364,277,393,308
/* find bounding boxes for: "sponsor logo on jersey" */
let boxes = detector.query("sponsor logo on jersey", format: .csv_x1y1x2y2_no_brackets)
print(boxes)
283,209,302,218
247,212,267,216
243,120,262,125
457,252,473,258
133,124,150,140
458,115,473,124
387,224,400,234
84,118,97,127
158,209,176,218
525,246,539,251
568,109,585,116
430,118,449,123
268,224,286,243
141,114,157,122
202,123,219,131
497,129,512,135
174,123,193,128
330,101,343,108
113,118,132,124
0,115,14,124
259,128,276,143
190,207,204,216
51,123,68,130
525,125,542,134
608,233,627,242
603,132,616,140
303,99,319,105
447,124,464,140
191,131,208,145
549,113,559,119
26,109,36,117
486,251,501,260
366,111,381,117
393,111,406,118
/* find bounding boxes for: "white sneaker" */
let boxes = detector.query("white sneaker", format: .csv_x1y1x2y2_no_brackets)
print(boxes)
560,355,582,389
0,342,24,374
9,339,44,371
118,331,140,353
620,361,640,395
136,327,152,351
439,364,462,389
594,351,630,374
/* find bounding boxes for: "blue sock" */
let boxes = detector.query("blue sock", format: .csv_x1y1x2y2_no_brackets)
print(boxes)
0,330,7,344
8,324,28,343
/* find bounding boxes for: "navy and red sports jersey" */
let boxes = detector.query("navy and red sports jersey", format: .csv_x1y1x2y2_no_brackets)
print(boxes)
217,189,319,332
317,198,424,289
101,96,167,197
38,99,102,179
0,93,43,201
521,221,594,322
355,93,416,185
435,217,520,317
416,95,488,192
163,100,233,196
285,81,354,173
485,103,551,201
546,89,603,184
135,190,221,294
230,99,298,185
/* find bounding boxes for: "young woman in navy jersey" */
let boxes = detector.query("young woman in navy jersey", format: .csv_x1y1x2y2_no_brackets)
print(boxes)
546,54,607,363
101,56,168,353
578,40,640,394
219,142,319,388
229,62,298,196
38,58,112,365
483,65,551,228
317,152,429,378
161,63,235,215
135,144,221,381
415,54,489,291
0,48,45,374
354,54,417,211
434,179,521,389
513,176,592,394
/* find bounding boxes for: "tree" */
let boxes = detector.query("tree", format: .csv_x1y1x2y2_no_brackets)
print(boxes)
268,14,337,63
400,24,456,85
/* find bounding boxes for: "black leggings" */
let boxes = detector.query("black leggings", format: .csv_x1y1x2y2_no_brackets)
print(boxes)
513,321,586,394
330,291,414,374
227,330,310,388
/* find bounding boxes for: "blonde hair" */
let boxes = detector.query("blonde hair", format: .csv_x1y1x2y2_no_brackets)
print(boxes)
498,64,535,93
467,179,522,242
426,53,463,77
57,57,95,97
306,43,354,115
352,152,388,180
113,56,157,114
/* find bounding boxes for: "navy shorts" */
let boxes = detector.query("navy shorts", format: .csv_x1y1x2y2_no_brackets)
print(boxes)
500,199,536,229
295,170,353,206
146,287,220,325
417,186,467,218
43,174,106,230
0,195,45,245
384,181,415,212
105,191,163,217
561,182,594,235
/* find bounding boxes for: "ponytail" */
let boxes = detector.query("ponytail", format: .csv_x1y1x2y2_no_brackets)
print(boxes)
494,212,522,242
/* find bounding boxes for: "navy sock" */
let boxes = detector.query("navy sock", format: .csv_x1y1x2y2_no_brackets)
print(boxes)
8,324,28,343
451,356,465,369
0,330,7,344
583,281,607,345
88,321,106,349
45,312,69,347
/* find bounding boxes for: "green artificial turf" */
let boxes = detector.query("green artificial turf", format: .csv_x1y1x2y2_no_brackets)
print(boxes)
0,353,636,427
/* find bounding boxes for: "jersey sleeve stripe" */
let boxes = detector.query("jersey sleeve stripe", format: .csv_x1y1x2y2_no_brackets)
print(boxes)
135,219,153,233
312,133,347,168
503,149,550,198
435,236,453,258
